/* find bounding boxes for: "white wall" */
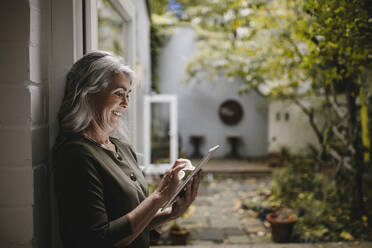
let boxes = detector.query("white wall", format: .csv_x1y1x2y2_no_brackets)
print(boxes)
0,0,50,247
268,100,321,154
157,26,268,157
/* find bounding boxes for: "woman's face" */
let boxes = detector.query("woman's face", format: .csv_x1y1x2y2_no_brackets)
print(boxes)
90,72,131,133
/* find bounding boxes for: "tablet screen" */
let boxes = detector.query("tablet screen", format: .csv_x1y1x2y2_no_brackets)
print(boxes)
161,145,220,210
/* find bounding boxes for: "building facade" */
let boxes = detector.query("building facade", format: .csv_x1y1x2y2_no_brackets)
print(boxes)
157,26,268,158
0,1,151,247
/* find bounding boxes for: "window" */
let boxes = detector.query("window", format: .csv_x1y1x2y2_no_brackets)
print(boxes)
97,0,124,56
84,0,135,66
285,112,290,121
276,112,281,121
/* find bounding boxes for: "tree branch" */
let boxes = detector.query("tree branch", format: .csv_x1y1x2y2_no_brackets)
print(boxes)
331,126,356,154
329,97,345,119
329,148,353,171
292,98,323,144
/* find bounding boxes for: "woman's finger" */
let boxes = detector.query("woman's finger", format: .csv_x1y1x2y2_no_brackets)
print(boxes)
191,171,201,199
171,162,186,176
174,196,184,206
164,169,176,182
171,159,186,169
183,179,193,204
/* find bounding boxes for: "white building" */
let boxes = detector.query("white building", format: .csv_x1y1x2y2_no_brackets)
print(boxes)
0,1,151,247
157,26,268,158
268,100,321,154
155,25,321,158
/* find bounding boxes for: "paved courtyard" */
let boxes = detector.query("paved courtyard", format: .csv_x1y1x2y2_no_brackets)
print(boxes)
183,177,271,245
152,159,372,248
154,172,272,246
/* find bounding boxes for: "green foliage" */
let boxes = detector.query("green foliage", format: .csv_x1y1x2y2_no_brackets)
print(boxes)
267,160,372,241
180,0,372,98
97,0,124,56
149,0,169,15
150,5,179,92
181,0,313,97
302,0,372,87
150,0,372,239
150,23,167,93
177,0,372,227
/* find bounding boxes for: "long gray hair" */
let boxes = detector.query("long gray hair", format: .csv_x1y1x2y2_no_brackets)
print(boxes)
57,51,135,136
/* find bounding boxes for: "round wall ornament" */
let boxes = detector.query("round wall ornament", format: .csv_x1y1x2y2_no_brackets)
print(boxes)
218,99,244,125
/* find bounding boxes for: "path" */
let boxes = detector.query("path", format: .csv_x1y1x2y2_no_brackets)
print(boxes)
151,159,372,248
153,163,272,246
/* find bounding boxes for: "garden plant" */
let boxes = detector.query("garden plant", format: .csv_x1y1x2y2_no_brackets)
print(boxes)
149,0,372,242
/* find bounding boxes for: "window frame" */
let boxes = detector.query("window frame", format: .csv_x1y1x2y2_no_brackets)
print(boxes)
84,0,135,68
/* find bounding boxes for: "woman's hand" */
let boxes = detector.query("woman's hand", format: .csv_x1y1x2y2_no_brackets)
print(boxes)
169,170,202,219
153,161,186,203
147,168,202,231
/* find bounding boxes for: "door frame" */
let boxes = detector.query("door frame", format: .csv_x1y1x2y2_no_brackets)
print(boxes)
50,1,136,247
143,95,178,174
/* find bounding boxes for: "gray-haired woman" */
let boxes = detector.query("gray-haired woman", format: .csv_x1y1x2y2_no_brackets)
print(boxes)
53,51,201,248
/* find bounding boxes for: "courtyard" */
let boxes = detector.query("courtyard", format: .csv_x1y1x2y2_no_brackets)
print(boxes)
151,159,372,247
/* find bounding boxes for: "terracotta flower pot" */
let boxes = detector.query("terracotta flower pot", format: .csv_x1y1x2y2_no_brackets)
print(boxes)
266,213,297,243
169,228,190,245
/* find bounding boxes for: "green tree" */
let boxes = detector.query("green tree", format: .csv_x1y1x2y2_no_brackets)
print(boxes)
174,0,372,236
302,0,372,221
149,0,169,15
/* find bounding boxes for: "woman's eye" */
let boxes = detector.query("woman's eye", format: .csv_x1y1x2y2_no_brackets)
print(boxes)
114,91,124,97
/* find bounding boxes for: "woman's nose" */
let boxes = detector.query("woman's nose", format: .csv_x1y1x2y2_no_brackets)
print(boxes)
120,96,129,108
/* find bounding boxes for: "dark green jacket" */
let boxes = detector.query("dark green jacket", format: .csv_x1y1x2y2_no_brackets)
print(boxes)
54,134,150,248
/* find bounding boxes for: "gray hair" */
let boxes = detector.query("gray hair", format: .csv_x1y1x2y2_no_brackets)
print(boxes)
58,50,135,134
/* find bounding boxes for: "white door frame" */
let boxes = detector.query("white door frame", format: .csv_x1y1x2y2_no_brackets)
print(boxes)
143,95,178,174
50,1,136,247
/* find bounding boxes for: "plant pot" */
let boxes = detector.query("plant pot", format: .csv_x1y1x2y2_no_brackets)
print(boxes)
266,213,297,243
169,228,190,245
268,152,281,167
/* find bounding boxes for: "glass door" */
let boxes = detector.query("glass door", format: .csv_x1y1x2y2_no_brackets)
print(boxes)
143,95,178,174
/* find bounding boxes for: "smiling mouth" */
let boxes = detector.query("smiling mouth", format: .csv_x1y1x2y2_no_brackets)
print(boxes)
112,111,122,117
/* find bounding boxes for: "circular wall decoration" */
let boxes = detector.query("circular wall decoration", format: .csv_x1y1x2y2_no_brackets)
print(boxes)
218,99,244,125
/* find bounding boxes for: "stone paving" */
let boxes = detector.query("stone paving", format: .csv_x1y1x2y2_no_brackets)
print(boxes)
201,159,272,176
151,159,372,248
155,175,273,246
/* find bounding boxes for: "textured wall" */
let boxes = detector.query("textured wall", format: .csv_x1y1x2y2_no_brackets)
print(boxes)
0,0,50,247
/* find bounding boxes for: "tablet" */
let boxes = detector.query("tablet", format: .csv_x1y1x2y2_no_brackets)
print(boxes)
161,145,220,210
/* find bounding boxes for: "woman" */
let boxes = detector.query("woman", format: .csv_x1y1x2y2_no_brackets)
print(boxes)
53,51,201,248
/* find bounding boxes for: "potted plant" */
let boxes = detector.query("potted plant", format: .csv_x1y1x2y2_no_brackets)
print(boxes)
169,220,190,245
268,147,291,167
266,208,297,242
268,152,281,167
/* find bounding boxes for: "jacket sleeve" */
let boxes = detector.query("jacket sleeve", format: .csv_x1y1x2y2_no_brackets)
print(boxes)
54,145,133,247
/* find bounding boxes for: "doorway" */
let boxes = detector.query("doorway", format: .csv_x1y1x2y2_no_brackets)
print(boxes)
143,95,178,174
